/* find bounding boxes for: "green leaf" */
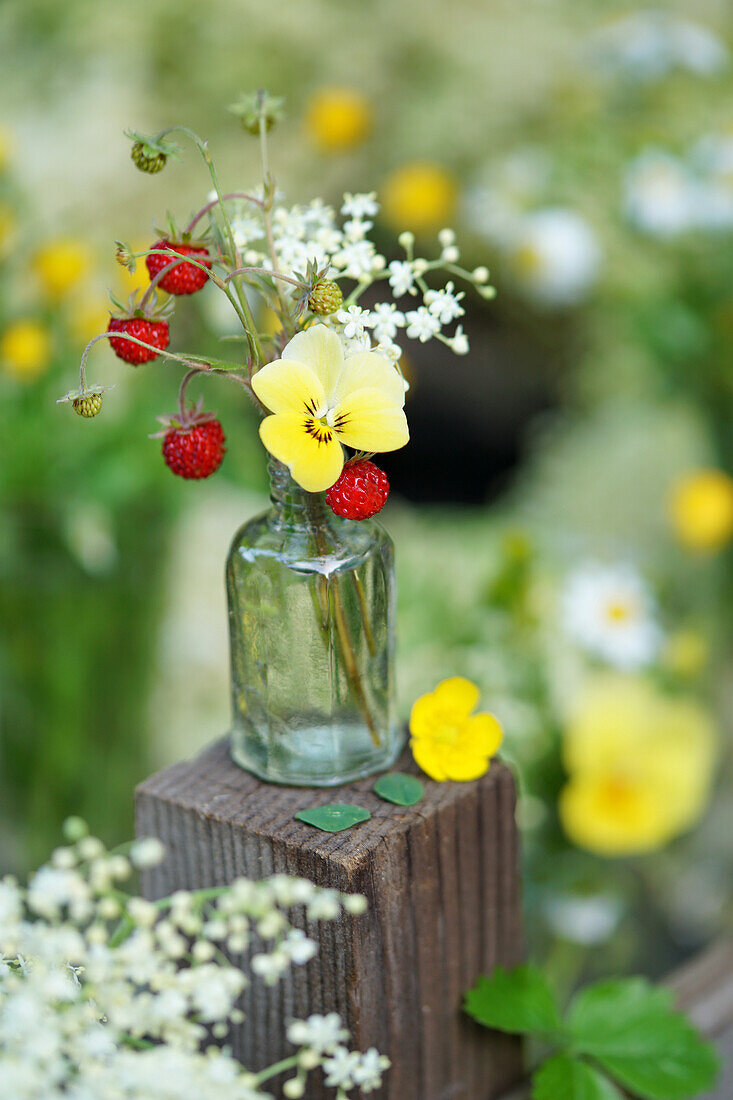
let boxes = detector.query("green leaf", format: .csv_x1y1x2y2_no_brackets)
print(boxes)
373,772,424,806
532,1056,624,1100
294,804,371,833
464,965,563,1037
567,978,720,1100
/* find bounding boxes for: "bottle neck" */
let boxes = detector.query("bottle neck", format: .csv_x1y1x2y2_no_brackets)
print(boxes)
268,459,328,528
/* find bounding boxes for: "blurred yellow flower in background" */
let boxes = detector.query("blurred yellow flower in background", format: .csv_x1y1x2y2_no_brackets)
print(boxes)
559,675,716,856
0,201,16,251
663,629,709,679
116,238,158,298
381,162,458,233
69,299,110,345
305,87,372,152
409,676,503,781
32,239,92,299
0,319,51,380
0,127,12,174
669,469,733,552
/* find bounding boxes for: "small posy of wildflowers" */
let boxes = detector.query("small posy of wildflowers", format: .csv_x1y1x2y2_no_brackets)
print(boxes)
0,824,388,1099
409,677,503,782
65,94,494,497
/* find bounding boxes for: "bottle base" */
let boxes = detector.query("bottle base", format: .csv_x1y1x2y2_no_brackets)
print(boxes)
229,723,406,788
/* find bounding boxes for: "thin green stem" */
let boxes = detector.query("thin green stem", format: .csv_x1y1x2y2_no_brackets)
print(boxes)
225,266,306,290
154,125,263,367
254,1056,299,1085
353,572,376,657
186,191,264,235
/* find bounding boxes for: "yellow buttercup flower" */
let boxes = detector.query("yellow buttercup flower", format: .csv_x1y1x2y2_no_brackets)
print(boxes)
0,319,51,380
381,162,458,233
559,675,716,856
306,87,372,152
32,239,92,299
669,469,733,552
252,325,409,493
409,677,503,782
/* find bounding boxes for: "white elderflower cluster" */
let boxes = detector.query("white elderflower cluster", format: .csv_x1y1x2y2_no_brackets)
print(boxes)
0,823,386,1100
226,190,494,360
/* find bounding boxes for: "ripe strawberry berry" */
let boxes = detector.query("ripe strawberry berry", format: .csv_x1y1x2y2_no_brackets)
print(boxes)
326,459,390,520
162,419,226,480
146,240,212,295
107,315,170,365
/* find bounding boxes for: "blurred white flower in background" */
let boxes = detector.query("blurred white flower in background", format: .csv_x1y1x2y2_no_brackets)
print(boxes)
561,562,662,670
544,890,624,946
504,208,602,309
589,10,728,83
623,150,699,237
624,142,733,237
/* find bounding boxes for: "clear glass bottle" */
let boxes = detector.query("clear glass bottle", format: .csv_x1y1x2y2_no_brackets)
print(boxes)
227,459,402,785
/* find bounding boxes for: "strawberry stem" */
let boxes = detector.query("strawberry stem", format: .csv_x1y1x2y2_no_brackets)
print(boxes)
185,191,264,235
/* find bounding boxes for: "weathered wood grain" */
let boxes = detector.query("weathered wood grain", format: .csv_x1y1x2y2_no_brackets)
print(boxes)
136,738,524,1100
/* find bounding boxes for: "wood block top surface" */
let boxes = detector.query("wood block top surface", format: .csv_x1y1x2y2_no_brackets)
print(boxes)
137,737,516,873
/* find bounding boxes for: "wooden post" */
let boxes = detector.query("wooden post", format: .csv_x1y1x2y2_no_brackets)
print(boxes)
136,739,524,1100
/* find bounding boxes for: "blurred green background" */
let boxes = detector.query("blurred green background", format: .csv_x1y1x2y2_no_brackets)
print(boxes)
2,0,732,983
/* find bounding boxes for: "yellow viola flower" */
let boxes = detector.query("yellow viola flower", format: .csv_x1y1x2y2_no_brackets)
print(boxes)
0,319,51,380
381,162,458,234
32,239,92,299
306,87,372,152
252,325,408,493
409,677,503,782
669,468,733,552
559,675,716,856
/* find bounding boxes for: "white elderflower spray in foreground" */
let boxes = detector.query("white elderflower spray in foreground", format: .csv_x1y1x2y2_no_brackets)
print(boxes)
0,821,388,1099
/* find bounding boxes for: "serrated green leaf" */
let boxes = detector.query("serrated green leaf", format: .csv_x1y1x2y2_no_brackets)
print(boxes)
294,804,370,833
464,965,563,1037
374,772,424,806
568,978,720,1100
532,1056,624,1100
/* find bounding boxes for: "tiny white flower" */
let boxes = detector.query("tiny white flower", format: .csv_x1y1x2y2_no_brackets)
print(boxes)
337,305,370,340
438,227,456,247
388,260,416,297
447,324,469,355
352,1047,391,1092
283,930,317,966
472,266,490,283
287,1012,349,1053
405,306,442,342
424,281,465,324
561,562,662,670
342,218,372,242
368,302,406,341
323,1046,361,1088
441,244,460,263
341,191,379,219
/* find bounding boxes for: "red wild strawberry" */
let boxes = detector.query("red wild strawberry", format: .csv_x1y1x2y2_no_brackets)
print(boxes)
326,459,390,520
146,240,212,295
107,315,170,365
162,419,226,480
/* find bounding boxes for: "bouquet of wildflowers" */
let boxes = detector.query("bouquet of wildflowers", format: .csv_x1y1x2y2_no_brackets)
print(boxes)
0,820,387,1098
59,90,494,513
